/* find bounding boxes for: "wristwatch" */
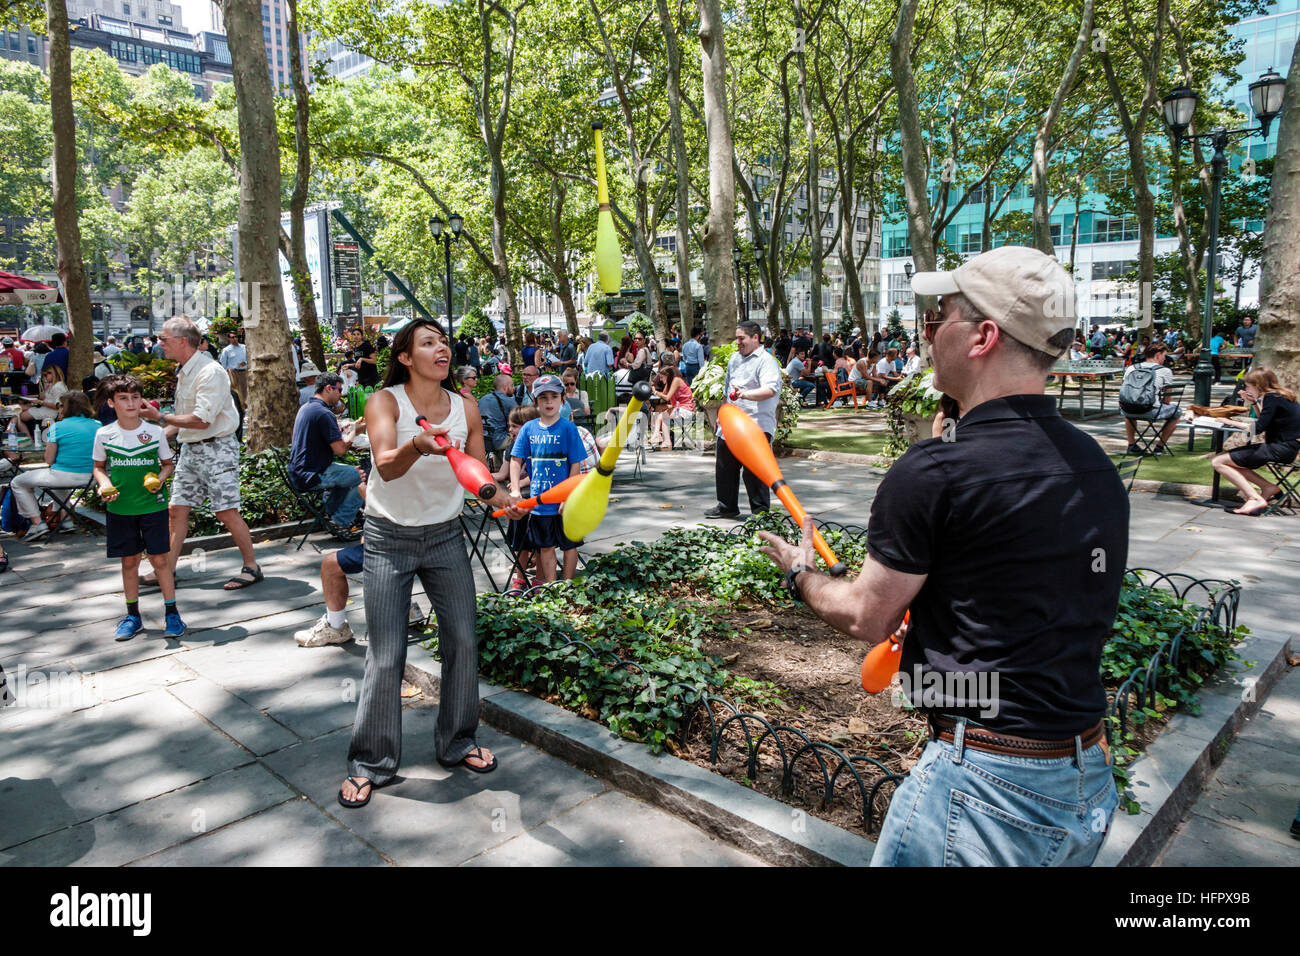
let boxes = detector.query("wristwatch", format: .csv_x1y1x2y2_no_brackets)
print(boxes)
784,563,813,602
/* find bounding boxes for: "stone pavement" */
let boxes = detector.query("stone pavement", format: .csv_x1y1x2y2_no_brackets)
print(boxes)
1,441,1296,866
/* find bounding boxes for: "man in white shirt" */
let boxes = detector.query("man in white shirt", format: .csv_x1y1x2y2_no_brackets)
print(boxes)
705,321,783,519
785,347,816,405
901,345,922,376
103,336,122,357
139,317,262,591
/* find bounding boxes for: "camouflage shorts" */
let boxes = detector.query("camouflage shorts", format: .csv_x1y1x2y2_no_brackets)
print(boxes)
171,434,242,513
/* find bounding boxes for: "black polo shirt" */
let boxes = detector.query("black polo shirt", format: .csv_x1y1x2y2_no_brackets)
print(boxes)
867,394,1128,738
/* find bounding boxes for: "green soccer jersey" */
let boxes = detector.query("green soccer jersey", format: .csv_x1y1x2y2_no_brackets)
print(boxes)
92,421,173,515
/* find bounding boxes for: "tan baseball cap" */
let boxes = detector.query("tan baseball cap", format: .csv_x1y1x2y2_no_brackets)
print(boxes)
910,246,1077,355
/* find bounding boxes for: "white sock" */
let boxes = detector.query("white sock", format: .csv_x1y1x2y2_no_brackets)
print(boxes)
326,608,346,629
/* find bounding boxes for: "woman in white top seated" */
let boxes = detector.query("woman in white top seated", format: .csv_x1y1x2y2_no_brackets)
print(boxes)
16,364,68,438
340,318,518,809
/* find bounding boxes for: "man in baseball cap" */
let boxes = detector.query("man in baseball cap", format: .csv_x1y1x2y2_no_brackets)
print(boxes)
758,246,1127,866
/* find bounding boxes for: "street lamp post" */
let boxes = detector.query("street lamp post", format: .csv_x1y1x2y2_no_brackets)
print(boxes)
1162,68,1285,406
428,213,463,332
903,260,914,337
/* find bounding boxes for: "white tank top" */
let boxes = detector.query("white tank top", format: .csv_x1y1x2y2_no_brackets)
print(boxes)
365,384,469,527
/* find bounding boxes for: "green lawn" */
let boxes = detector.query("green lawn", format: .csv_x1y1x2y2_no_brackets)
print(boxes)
789,415,1223,488
1108,436,1218,486
785,427,889,457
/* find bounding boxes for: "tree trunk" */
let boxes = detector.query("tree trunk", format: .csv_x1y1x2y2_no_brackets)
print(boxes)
698,0,737,343
794,1,823,340
221,0,297,451
656,0,694,336
285,0,326,371
1032,0,1094,254
890,0,935,353
46,0,93,385
1169,154,1202,332
1254,34,1300,382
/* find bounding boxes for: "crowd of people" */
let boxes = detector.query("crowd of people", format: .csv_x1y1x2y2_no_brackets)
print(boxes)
4,272,1298,866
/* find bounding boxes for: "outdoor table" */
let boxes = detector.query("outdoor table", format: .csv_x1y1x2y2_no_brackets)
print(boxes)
1217,350,1254,382
1047,367,1122,420
1178,416,1252,506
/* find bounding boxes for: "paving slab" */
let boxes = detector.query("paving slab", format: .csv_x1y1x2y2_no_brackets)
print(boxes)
463,790,765,867
127,799,388,866
0,763,296,867
178,629,367,740
1157,813,1300,866
166,676,301,756
0,689,254,848
1176,736,1300,850
260,701,611,866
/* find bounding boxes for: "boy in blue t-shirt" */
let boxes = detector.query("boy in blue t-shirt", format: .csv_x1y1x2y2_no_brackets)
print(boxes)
509,375,586,582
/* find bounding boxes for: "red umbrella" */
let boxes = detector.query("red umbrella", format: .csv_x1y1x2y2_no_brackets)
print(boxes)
0,271,61,307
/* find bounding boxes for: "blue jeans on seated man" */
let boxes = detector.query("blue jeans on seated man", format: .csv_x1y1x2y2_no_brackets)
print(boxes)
315,462,363,528
870,719,1118,867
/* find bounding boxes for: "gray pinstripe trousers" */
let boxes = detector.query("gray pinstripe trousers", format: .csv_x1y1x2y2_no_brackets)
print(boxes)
347,514,481,783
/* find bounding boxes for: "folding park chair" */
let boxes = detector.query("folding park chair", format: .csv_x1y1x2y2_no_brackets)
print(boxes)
823,369,863,409
269,448,360,552
1263,459,1300,516
1115,457,1141,494
458,493,529,593
1124,384,1186,458
667,409,706,451
624,409,649,481
38,474,103,535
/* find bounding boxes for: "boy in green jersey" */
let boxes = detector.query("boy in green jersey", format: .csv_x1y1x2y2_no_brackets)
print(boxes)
92,374,184,641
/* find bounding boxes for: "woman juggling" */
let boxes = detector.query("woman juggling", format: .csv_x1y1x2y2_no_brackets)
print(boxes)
340,319,518,808
1212,367,1300,517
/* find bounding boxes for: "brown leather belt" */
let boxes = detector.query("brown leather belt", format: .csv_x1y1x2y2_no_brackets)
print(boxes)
929,715,1107,759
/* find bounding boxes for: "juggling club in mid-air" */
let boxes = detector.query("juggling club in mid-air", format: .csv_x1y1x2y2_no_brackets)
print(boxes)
562,381,653,542
716,402,847,576
592,121,622,295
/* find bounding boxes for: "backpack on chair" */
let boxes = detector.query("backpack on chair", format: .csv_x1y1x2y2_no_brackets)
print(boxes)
1119,365,1160,415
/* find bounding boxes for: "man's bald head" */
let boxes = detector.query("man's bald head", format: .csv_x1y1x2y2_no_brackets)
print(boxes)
494,373,513,392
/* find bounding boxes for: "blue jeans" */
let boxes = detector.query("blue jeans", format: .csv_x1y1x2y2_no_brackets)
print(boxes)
316,462,363,527
683,364,701,385
871,720,1118,867
791,379,815,402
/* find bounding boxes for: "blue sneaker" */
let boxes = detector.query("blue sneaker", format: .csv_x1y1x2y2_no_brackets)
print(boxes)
164,611,187,638
113,615,144,642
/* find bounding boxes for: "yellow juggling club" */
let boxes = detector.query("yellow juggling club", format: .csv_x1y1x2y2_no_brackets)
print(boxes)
592,121,622,295
562,381,652,541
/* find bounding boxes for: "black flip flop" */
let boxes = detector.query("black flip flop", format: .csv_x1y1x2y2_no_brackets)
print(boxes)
0,553,8,574
1225,503,1268,517
438,746,498,774
224,565,264,590
337,775,377,809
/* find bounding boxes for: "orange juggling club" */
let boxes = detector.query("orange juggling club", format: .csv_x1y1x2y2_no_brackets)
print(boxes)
415,415,498,500
717,402,847,576
491,473,585,518
860,610,909,693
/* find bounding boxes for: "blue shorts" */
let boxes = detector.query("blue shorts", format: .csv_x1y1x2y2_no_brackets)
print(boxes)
106,510,171,559
335,543,365,575
527,513,577,552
